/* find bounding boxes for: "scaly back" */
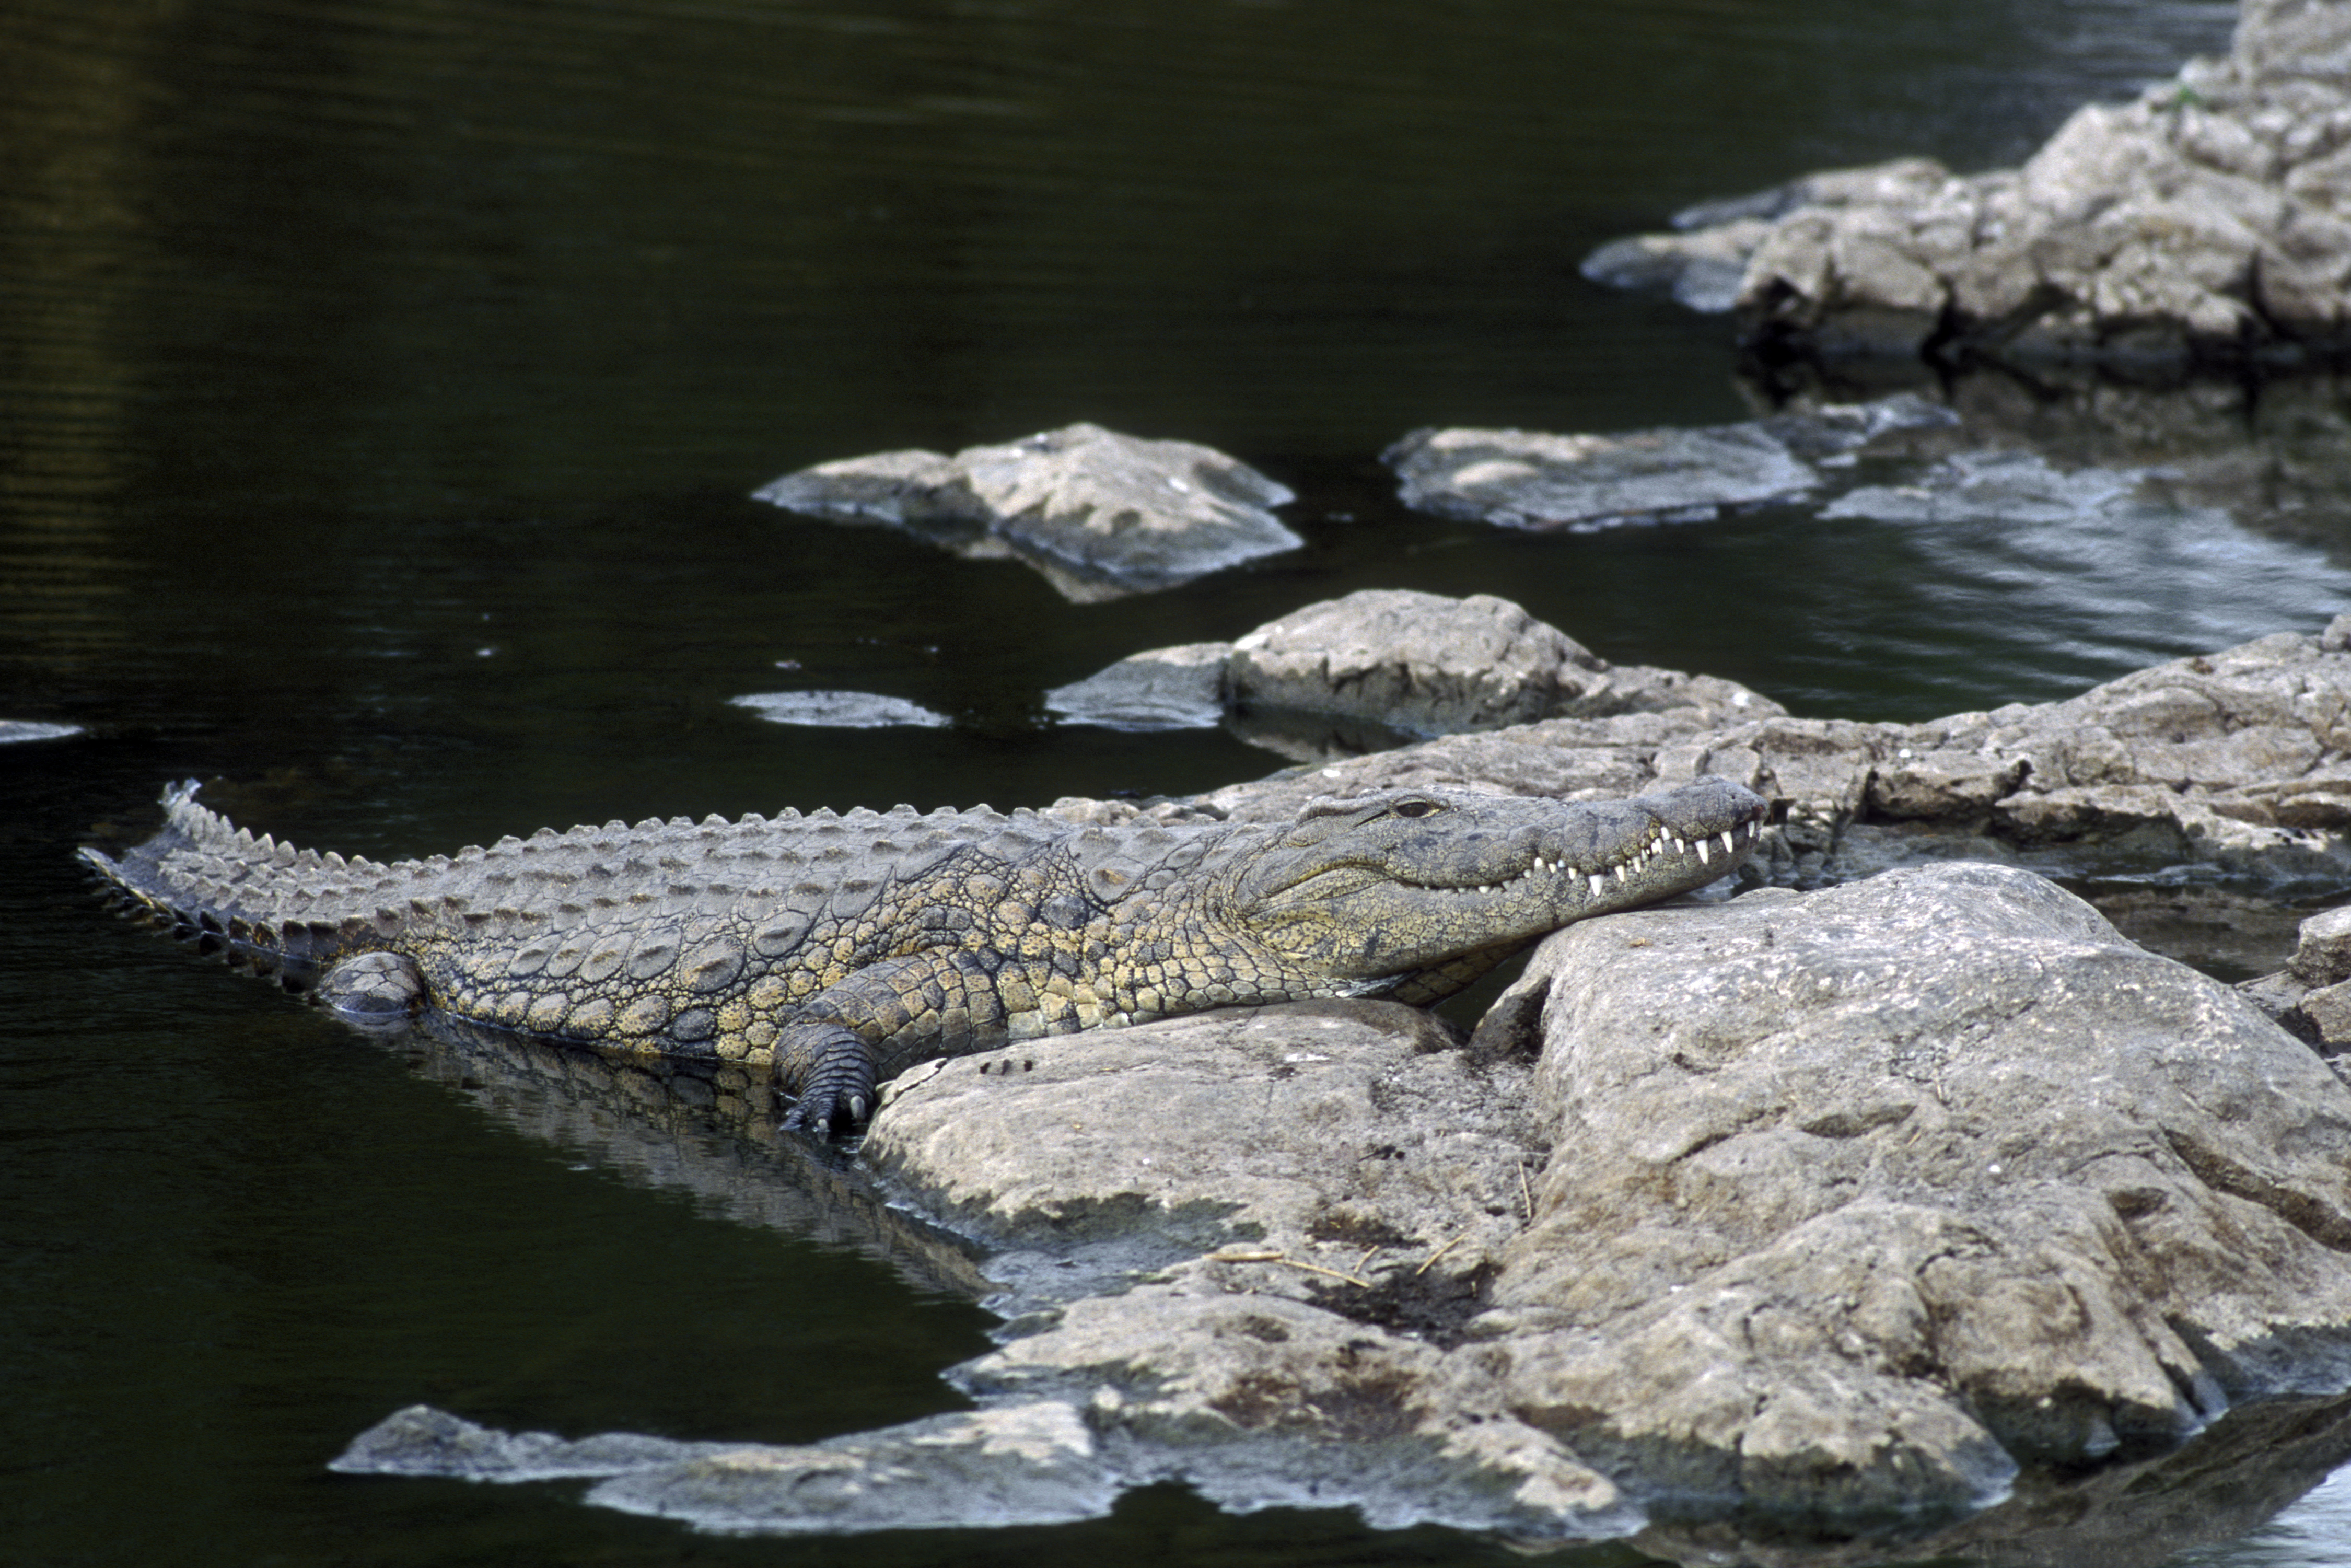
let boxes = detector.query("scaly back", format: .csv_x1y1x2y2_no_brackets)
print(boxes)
80,780,1101,988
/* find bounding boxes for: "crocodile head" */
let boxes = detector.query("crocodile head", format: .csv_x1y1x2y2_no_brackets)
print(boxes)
1221,777,1768,998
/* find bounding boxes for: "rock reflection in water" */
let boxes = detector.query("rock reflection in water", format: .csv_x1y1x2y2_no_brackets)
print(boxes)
1636,1393,2351,1568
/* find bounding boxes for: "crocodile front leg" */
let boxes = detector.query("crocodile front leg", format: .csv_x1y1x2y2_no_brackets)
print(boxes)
774,949,1011,1137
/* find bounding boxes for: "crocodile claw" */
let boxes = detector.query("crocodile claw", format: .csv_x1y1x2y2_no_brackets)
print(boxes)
781,1081,875,1142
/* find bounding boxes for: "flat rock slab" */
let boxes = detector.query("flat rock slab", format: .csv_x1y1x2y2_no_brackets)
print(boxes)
1383,396,1953,531
728,690,951,728
753,422,1299,602
1042,642,1232,732
334,1401,1123,1535
0,720,80,744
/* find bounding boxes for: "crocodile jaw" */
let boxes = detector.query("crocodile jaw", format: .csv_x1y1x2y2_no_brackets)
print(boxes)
1231,779,1769,981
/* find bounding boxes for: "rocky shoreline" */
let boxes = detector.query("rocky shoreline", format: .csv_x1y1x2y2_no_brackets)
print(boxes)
1584,0,2351,370
1050,588,2351,896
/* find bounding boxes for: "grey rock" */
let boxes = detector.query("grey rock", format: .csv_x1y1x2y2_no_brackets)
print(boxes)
1383,420,1818,532
1585,0,2351,363
2236,902,2351,1053
1482,865,2351,1512
334,1401,1123,1535
1042,642,1230,731
1124,611,2351,890
728,690,951,728
910,865,2351,1536
1046,590,1784,762
333,1403,748,1482
1227,590,1603,735
754,423,1299,601
2291,904,2351,986
331,863,2351,1551
1383,396,1954,531
1579,219,1774,314
870,1001,1638,1537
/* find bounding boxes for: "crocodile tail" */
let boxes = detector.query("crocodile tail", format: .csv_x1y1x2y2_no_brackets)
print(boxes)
81,780,383,993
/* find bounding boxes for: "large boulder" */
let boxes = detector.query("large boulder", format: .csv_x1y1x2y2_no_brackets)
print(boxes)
1584,0,2351,366
753,423,1300,602
1473,864,2351,1519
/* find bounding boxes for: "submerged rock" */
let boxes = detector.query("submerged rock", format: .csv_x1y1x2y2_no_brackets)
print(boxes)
1041,642,1231,732
1383,420,1817,531
1584,0,2351,366
1381,394,1954,531
753,423,1299,602
0,720,80,744
729,691,951,728
335,1402,1123,1535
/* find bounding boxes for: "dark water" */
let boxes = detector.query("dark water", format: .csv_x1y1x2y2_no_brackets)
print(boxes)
16,0,2351,1563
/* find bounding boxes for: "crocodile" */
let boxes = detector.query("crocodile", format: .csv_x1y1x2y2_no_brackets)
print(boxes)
83,777,1767,1136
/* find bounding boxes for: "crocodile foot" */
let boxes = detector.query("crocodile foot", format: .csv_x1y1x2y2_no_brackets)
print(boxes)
318,950,426,1028
774,1021,880,1141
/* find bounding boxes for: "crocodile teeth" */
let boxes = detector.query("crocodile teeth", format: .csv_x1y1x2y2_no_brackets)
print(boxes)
1696,839,1711,864
1674,836,1687,853
1614,865,1627,885
1587,874,1605,897
1720,831,1736,854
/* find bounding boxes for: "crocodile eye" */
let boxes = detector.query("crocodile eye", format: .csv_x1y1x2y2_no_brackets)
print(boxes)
1391,799,1443,819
